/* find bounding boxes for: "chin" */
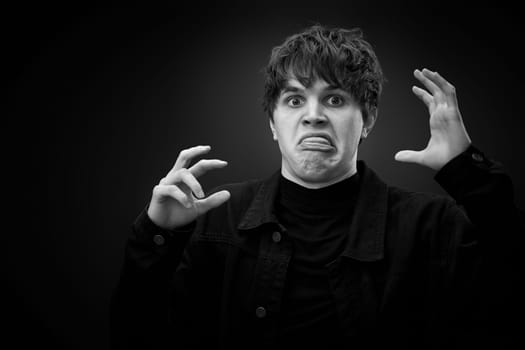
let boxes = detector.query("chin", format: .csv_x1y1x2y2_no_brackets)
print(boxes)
297,162,335,183
284,153,347,185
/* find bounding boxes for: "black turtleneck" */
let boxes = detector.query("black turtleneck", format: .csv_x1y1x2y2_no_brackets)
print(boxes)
275,173,360,346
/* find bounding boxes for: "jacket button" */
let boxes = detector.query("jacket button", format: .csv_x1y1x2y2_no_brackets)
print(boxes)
471,152,484,162
272,231,282,243
255,306,266,318
153,234,165,246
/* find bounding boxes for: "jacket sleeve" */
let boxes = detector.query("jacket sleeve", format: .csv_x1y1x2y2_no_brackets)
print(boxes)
434,145,525,347
109,208,196,349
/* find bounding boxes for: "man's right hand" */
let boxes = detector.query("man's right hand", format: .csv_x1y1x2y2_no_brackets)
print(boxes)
147,145,231,230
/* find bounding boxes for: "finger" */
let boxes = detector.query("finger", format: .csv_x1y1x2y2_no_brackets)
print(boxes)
195,190,231,214
414,69,440,95
172,145,212,171
412,86,433,108
153,184,192,208
161,169,205,198
189,159,228,178
422,68,456,96
179,170,205,198
394,150,424,164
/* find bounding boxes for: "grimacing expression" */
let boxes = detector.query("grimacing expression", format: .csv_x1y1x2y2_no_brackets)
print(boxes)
269,78,375,188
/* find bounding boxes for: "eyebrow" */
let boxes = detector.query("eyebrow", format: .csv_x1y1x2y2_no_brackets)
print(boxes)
280,83,345,95
281,85,302,94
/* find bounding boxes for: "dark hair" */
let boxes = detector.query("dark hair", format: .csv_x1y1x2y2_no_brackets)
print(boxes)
262,24,385,122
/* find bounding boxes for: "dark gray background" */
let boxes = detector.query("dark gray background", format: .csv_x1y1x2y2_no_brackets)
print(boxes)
10,1,524,348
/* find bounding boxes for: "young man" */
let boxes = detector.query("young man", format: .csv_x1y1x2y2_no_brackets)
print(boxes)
111,25,523,349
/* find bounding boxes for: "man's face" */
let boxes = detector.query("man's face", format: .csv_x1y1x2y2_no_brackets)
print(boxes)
270,78,374,188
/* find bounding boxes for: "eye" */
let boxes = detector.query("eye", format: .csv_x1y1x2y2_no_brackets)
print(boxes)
326,95,345,106
286,96,305,107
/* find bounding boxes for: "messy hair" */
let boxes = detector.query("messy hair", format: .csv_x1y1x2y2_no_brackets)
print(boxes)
262,24,385,121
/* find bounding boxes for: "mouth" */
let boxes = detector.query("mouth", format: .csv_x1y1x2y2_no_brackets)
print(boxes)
299,134,335,151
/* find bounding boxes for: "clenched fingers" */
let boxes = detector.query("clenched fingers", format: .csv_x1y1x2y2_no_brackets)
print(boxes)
161,159,228,187
160,168,204,198
414,69,440,96
189,159,228,178
152,185,231,212
422,68,456,96
172,145,212,172
414,68,459,107
195,190,231,214
412,85,433,108
153,184,193,208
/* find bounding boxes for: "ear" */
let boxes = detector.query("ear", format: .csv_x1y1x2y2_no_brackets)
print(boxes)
361,111,377,139
269,119,277,141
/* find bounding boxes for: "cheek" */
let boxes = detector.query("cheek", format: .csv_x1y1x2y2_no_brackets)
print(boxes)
339,119,363,142
272,119,296,141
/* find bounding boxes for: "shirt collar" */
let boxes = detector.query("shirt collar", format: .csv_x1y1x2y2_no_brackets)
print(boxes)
237,161,387,261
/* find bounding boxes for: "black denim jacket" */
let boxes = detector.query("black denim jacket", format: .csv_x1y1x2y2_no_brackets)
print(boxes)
110,146,523,349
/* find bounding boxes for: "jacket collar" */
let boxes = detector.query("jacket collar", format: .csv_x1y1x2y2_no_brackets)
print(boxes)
237,161,387,261
237,170,282,231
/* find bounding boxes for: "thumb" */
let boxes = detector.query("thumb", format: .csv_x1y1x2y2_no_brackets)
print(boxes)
196,190,231,214
394,150,424,164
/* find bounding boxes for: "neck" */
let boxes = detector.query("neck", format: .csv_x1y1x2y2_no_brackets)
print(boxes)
278,171,360,215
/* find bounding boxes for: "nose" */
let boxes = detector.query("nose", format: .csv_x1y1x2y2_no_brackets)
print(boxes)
302,100,327,126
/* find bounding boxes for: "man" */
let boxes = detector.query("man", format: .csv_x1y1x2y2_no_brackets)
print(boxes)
110,25,523,349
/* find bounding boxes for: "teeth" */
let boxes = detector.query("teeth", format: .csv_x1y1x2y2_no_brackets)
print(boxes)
302,137,330,145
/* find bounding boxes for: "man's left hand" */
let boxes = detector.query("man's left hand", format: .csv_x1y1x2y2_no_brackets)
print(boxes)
395,68,472,171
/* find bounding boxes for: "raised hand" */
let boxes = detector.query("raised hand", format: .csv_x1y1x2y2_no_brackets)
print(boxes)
395,68,472,171
147,145,230,230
